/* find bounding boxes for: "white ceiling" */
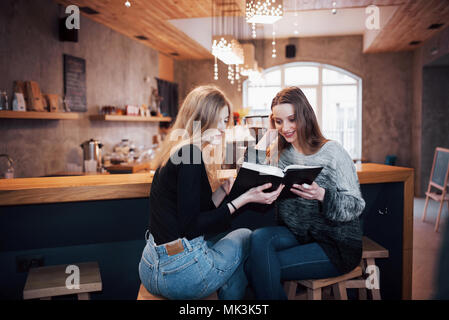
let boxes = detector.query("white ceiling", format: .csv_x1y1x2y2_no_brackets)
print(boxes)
169,6,398,52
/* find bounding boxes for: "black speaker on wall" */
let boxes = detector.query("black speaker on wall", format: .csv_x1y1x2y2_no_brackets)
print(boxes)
59,18,78,42
286,44,296,58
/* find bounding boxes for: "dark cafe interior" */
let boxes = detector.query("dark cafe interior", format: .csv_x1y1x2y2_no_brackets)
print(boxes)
1,0,449,303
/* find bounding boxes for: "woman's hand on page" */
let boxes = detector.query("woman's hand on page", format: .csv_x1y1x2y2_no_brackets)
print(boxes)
244,183,285,205
291,182,325,202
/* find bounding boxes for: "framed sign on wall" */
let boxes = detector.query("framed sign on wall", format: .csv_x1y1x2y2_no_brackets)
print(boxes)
63,54,87,112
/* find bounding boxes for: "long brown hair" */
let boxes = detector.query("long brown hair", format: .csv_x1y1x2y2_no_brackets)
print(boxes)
152,85,233,191
268,86,328,161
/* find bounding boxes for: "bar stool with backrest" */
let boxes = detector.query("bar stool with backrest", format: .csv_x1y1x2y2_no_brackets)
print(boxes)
283,236,388,300
421,147,449,232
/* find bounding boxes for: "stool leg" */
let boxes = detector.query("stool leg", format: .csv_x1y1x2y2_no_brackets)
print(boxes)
78,292,90,300
359,259,367,300
421,195,430,222
308,288,321,300
366,258,381,300
322,286,332,299
332,282,348,300
358,286,368,300
283,281,297,300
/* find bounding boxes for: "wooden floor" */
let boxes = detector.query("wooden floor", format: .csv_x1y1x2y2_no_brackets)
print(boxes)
412,197,447,299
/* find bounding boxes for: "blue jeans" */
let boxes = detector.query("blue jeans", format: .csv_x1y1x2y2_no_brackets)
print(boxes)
139,228,251,300
246,226,342,300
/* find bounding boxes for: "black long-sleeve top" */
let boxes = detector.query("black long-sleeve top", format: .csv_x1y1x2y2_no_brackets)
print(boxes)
148,144,232,245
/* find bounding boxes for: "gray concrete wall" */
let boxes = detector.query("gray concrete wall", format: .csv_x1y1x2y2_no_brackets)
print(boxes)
420,66,449,195
412,24,449,196
176,35,414,167
0,0,160,178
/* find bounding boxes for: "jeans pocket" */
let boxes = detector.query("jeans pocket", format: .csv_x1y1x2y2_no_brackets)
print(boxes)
161,256,197,275
159,255,208,299
139,259,156,294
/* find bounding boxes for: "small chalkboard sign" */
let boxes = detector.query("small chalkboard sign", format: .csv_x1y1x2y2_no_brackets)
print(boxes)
64,54,87,112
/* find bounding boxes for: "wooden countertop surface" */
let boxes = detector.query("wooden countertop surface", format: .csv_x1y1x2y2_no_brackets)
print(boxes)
0,163,413,206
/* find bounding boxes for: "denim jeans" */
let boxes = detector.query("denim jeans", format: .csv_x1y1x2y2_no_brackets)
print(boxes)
139,228,252,300
246,226,342,300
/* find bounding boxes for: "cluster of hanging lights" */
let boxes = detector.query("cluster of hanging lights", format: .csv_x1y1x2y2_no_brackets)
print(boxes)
211,0,285,87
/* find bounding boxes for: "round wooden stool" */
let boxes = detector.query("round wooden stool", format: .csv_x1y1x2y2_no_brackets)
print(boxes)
137,284,218,300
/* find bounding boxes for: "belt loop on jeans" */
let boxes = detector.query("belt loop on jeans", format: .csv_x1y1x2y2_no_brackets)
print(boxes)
144,232,158,262
183,238,192,252
145,229,150,241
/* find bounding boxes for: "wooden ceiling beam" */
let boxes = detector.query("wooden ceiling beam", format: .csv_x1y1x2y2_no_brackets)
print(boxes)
52,0,449,58
364,0,449,53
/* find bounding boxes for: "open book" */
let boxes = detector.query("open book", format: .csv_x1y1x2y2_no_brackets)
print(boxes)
229,162,323,199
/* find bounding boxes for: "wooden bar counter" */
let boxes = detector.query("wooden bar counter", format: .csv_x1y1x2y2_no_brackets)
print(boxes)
0,163,413,300
0,164,412,206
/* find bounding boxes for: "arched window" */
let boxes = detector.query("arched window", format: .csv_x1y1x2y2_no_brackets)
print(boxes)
243,62,362,159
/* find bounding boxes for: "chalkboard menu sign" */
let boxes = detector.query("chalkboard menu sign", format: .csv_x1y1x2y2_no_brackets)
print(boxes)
64,54,87,112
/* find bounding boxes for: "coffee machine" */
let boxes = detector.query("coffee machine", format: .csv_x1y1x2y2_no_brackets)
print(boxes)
80,139,103,172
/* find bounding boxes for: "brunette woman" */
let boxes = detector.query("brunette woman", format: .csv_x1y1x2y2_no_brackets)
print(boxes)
138,85,284,300
245,86,365,299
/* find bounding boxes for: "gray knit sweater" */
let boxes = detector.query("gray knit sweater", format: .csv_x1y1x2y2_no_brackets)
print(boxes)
273,141,365,273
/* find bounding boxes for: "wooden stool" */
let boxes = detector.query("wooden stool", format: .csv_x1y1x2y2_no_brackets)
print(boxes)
23,262,102,300
284,236,389,300
137,284,218,300
345,236,389,300
284,266,363,300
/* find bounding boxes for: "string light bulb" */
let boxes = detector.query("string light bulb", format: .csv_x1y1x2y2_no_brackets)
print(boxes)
214,56,219,80
293,0,299,35
125,1,131,8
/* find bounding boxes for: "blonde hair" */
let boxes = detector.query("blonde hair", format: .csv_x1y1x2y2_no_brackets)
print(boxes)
152,85,233,191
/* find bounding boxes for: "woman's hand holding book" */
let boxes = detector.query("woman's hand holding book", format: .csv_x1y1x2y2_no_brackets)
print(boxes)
290,182,325,202
227,183,285,215
242,183,285,205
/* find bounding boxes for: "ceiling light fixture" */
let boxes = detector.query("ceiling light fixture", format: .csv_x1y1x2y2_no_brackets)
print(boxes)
212,35,244,65
332,1,337,15
246,0,283,24
211,0,244,85
125,1,131,8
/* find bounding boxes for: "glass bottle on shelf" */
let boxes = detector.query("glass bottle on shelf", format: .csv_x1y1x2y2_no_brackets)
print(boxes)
0,91,9,111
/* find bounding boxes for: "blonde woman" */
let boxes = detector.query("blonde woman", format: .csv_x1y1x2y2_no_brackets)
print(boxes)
138,85,284,300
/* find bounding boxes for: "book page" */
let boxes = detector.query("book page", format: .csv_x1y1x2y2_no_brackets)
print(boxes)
283,164,322,172
242,162,284,178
